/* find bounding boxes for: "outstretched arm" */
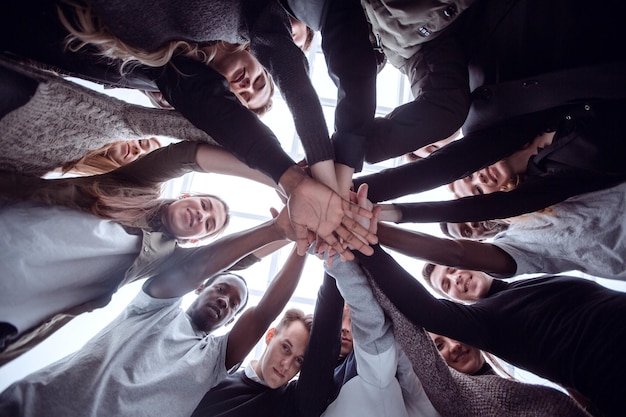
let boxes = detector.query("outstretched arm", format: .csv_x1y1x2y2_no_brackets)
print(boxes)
225,244,306,369
145,208,296,299
377,222,516,276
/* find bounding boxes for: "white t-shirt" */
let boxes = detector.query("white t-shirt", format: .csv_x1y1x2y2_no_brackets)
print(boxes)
492,182,626,280
0,288,230,417
0,200,140,335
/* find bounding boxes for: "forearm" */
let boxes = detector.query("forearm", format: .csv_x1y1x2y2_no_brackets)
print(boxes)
296,274,344,417
195,144,277,189
356,121,534,203
226,245,306,368
147,219,286,298
156,58,295,183
322,0,377,171
377,223,514,275
354,245,443,327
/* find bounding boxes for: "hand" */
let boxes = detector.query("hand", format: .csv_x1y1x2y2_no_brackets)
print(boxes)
287,176,377,259
352,183,380,236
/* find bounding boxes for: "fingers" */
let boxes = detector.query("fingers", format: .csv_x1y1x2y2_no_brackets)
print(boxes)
343,199,373,219
269,207,279,219
292,223,311,256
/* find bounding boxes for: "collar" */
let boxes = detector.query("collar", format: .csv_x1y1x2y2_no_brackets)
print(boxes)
245,361,270,386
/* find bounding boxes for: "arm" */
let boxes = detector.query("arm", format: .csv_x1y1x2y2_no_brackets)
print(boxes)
145,208,295,299
295,274,345,417
393,174,620,223
354,244,482,343
320,0,377,192
155,57,295,184
247,2,335,182
225,244,306,369
355,115,541,203
377,223,516,276
194,143,277,189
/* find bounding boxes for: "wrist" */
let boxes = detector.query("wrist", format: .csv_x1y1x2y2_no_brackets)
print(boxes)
278,166,308,197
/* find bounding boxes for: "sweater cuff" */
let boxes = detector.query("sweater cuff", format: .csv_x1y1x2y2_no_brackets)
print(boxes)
332,131,366,172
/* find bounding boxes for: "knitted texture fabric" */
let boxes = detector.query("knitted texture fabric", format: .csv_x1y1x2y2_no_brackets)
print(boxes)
0,76,215,176
367,278,591,417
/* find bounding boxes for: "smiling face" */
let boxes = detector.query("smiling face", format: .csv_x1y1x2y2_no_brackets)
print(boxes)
340,305,354,358
430,265,493,302
211,49,271,111
161,195,228,240
446,221,506,240
253,321,310,388
429,333,485,375
106,138,161,165
187,274,248,333
451,160,514,198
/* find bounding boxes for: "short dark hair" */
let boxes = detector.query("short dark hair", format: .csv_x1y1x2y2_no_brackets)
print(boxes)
302,27,315,52
204,273,249,313
439,222,452,238
421,263,437,289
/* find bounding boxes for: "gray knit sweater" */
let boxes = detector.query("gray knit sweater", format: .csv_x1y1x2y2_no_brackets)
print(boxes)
0,75,216,176
368,279,591,417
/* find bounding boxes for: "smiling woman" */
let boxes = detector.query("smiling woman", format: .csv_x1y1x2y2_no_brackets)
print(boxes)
162,194,230,241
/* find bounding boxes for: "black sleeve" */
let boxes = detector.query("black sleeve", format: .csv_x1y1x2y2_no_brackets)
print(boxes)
295,273,344,417
321,0,377,171
355,114,544,203
155,57,295,183
395,173,624,223
248,2,335,166
355,245,487,344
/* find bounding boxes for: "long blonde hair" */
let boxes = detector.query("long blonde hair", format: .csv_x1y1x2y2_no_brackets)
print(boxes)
89,182,230,238
58,0,274,115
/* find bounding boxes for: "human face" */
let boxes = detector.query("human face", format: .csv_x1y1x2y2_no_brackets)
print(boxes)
187,275,248,333
107,138,161,165
430,265,493,302
254,321,309,388
161,196,227,240
451,160,513,198
411,135,457,159
447,221,504,240
290,17,309,50
211,49,271,111
340,306,353,358
429,333,485,375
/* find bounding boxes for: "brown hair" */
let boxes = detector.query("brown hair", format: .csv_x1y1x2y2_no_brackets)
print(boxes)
275,308,313,335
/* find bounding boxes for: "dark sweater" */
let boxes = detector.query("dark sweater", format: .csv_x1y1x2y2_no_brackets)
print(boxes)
356,245,626,417
192,274,344,417
358,100,626,222
2,0,334,182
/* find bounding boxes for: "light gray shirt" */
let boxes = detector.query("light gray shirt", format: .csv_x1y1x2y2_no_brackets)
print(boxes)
492,182,626,280
0,288,230,417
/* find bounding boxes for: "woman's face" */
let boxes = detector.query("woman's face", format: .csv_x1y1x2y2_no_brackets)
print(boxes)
161,196,228,240
106,138,161,165
452,160,514,197
211,49,271,111
429,333,485,375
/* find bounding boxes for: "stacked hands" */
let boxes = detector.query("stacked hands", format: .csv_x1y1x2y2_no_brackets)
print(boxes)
277,171,379,262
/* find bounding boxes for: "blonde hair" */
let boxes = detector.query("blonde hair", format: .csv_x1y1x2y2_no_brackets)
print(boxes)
58,0,274,114
61,139,162,176
90,184,230,238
